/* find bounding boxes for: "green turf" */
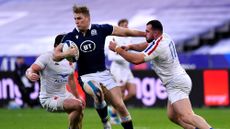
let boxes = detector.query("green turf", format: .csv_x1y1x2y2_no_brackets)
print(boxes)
0,107,229,129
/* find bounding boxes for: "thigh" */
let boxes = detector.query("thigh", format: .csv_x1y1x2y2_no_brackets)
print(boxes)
104,86,123,107
126,82,136,93
167,101,176,119
40,96,65,112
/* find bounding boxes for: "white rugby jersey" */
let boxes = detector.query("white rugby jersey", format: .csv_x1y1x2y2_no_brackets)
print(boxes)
108,36,132,68
34,51,76,98
142,33,186,85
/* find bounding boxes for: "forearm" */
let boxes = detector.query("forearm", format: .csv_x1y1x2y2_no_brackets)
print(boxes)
69,83,79,98
53,51,66,61
27,64,41,74
112,26,145,37
125,29,146,37
129,42,148,51
68,75,79,98
115,47,145,65
53,43,66,61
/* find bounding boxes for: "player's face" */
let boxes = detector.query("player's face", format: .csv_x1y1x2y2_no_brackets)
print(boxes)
74,13,90,32
145,24,155,43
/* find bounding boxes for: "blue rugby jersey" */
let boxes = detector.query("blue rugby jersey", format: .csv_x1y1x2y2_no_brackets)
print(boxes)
63,24,113,76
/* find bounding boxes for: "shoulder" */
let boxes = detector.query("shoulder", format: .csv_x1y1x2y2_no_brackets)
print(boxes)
92,24,113,29
39,51,52,58
162,33,173,42
34,51,53,67
62,29,77,41
36,51,53,62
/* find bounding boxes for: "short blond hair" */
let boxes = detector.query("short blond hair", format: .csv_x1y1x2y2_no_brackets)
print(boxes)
118,19,128,26
72,5,90,17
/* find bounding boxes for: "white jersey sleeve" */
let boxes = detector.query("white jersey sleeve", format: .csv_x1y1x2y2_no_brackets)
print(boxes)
34,52,50,69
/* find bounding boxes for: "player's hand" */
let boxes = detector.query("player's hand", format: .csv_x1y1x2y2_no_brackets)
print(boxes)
121,45,130,51
65,47,77,57
77,97,86,109
26,72,40,82
109,40,117,52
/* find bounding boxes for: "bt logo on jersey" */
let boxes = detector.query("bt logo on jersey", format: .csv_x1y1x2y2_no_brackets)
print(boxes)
80,40,96,53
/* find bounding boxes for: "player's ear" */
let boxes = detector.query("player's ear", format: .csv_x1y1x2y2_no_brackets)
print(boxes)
153,30,159,39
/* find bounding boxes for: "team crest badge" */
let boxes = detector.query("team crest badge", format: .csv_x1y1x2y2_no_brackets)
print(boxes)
91,29,97,36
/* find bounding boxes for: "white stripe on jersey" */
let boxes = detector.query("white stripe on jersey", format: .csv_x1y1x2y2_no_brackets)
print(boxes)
144,36,163,55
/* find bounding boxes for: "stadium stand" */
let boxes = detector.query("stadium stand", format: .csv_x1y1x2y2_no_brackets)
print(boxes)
0,0,230,55
194,38,230,54
157,6,230,52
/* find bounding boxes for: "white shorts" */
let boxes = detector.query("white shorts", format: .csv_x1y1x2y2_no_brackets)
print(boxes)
80,70,117,90
39,92,75,112
110,62,134,86
166,74,192,104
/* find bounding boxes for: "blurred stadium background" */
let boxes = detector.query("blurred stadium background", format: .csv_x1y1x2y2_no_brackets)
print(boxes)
0,0,230,129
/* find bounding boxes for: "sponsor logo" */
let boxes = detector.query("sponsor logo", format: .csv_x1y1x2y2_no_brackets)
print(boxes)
80,40,96,53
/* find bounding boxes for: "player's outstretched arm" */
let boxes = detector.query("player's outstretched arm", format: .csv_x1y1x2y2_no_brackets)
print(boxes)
126,42,148,52
25,64,41,82
109,41,145,65
112,26,145,37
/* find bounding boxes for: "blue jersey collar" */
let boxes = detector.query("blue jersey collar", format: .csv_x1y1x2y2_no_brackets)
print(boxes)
75,24,92,32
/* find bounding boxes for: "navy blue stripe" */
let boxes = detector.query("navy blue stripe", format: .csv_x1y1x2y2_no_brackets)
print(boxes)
144,41,155,53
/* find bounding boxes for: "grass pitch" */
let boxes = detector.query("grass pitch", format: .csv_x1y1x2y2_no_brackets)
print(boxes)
0,107,229,129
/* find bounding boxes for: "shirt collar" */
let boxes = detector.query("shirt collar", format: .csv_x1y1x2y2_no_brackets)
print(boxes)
75,24,92,32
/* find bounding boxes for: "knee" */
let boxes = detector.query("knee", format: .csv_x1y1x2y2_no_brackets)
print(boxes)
72,99,83,111
83,80,104,103
64,99,83,112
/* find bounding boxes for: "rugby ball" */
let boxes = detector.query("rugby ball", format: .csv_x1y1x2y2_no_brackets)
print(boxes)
62,40,79,62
